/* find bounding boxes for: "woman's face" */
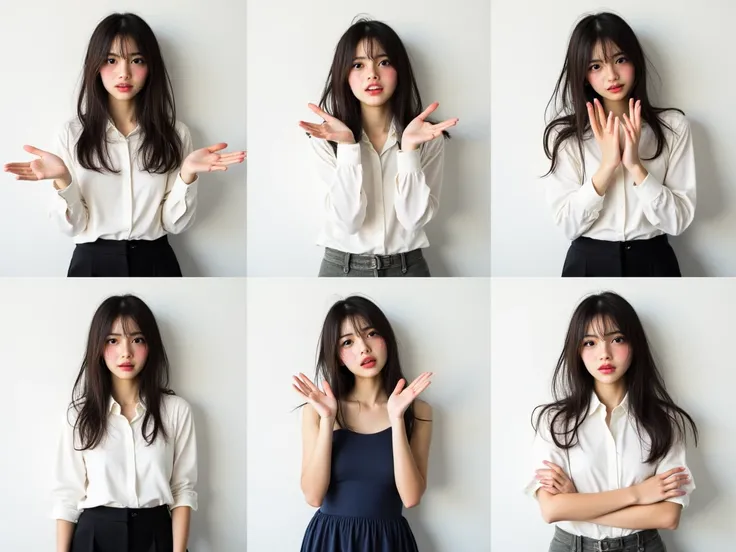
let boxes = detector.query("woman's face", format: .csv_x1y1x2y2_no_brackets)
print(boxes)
579,316,632,387
103,316,149,381
347,38,397,109
337,316,388,378
99,35,148,102
585,40,634,103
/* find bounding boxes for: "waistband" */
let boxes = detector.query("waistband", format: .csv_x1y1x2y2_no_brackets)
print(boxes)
572,233,669,252
553,527,661,551
80,505,170,522
75,235,171,252
323,247,424,273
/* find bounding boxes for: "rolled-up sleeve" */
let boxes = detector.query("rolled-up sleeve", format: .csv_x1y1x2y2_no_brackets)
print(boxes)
655,439,695,508
523,412,569,499
51,412,86,522
170,401,198,510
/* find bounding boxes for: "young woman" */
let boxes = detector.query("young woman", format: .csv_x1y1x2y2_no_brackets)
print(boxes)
53,295,197,552
526,292,698,551
292,296,433,551
298,19,458,277
543,13,696,277
3,13,245,277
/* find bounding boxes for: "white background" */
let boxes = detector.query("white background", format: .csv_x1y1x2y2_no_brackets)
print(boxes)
491,0,735,276
0,279,247,551
246,279,491,551
246,0,490,276
491,279,735,551
0,0,247,276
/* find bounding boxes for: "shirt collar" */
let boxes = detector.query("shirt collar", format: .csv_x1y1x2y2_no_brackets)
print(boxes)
108,395,146,415
587,390,630,418
106,119,140,138
359,118,399,149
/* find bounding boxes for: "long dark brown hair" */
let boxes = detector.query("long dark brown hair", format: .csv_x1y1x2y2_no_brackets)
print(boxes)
315,296,423,438
317,17,449,152
69,295,173,450
532,292,698,464
76,13,182,174
543,12,682,180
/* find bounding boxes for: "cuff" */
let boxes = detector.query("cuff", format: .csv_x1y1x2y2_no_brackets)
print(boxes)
577,178,606,210
52,505,80,523
336,143,361,166
397,149,421,173
171,174,199,203
171,490,198,511
57,179,83,206
523,479,543,500
632,173,664,204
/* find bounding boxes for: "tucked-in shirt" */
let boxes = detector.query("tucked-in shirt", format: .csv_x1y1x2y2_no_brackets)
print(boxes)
524,392,694,539
546,110,696,241
310,119,445,255
52,394,198,523
51,119,198,243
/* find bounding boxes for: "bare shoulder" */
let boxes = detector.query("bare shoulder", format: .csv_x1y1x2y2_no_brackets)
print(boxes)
414,399,433,420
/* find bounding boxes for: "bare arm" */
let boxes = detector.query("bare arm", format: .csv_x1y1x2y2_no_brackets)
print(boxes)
56,520,74,552
300,404,334,507
589,502,682,530
392,399,432,508
537,487,639,523
171,506,191,552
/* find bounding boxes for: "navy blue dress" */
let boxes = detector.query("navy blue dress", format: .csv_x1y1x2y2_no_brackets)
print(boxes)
300,427,419,552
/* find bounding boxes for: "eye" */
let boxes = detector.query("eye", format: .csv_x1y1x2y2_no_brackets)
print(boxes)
615,56,629,64
367,330,379,338
582,339,595,347
106,58,116,65
133,337,146,344
589,63,600,71
612,336,626,344
132,57,145,65
352,63,363,70
341,339,353,347
106,338,118,344
378,59,391,67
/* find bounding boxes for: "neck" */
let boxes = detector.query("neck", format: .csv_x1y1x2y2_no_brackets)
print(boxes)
348,374,386,406
602,97,629,119
111,377,140,406
108,97,137,132
594,379,626,412
361,103,392,136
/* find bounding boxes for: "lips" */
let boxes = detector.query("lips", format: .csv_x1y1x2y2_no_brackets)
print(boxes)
607,84,624,92
365,85,383,96
116,84,133,92
360,356,377,368
119,363,134,371
598,364,615,374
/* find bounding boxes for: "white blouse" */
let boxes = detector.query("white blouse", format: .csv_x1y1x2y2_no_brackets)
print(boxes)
546,110,696,242
525,392,694,539
310,119,445,255
51,119,198,243
52,394,198,523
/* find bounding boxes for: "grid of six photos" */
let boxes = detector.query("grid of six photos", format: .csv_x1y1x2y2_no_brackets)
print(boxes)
0,1,732,551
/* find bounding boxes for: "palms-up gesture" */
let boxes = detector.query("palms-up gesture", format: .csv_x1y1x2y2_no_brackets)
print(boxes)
4,145,71,182
401,103,458,151
182,143,246,176
387,372,433,422
292,372,338,420
298,104,355,144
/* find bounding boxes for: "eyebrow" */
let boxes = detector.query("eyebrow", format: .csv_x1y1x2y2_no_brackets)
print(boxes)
352,54,388,61
107,332,144,337
107,52,143,58
583,330,622,338
590,52,625,63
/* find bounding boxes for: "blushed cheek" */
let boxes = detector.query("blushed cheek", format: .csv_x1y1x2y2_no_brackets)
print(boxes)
348,71,362,95
132,66,148,84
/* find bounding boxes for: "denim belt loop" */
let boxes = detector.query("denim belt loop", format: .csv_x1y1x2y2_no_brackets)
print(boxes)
400,252,408,274
576,534,582,552
343,252,351,274
636,531,643,552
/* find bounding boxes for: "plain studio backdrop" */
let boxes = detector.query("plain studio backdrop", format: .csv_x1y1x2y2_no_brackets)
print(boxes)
246,0,490,277
491,279,735,550
0,0,247,276
0,279,247,551
491,0,736,276
246,279,491,551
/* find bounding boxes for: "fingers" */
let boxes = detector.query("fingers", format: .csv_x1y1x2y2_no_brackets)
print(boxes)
307,103,331,121
322,380,335,399
433,119,459,133
418,102,440,120
621,114,634,144
605,109,614,134
586,102,601,139
594,98,607,129
635,99,642,131
542,461,565,476
392,378,407,395
659,467,687,480
205,143,228,153
22,144,47,157
613,116,620,147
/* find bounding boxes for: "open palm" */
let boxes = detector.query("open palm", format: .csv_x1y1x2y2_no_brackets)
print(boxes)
4,145,70,181
182,143,246,175
402,103,458,151
292,372,338,420
298,104,355,144
387,372,433,422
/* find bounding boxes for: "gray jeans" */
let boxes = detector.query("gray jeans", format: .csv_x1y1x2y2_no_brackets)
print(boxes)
317,247,431,277
549,527,666,552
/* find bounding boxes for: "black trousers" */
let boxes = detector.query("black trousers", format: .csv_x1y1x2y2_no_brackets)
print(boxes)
71,506,176,552
67,235,182,277
561,234,681,277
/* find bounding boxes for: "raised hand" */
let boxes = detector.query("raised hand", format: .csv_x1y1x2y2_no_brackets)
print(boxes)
587,98,621,170
621,98,643,171
292,373,338,421
181,143,246,183
298,104,355,144
4,145,71,186
387,372,433,422
536,461,577,495
401,102,458,151
634,467,690,505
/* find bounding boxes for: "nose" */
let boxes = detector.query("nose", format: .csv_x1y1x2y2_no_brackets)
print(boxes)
120,340,133,357
599,341,612,360
118,60,131,80
357,337,371,353
605,62,619,81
